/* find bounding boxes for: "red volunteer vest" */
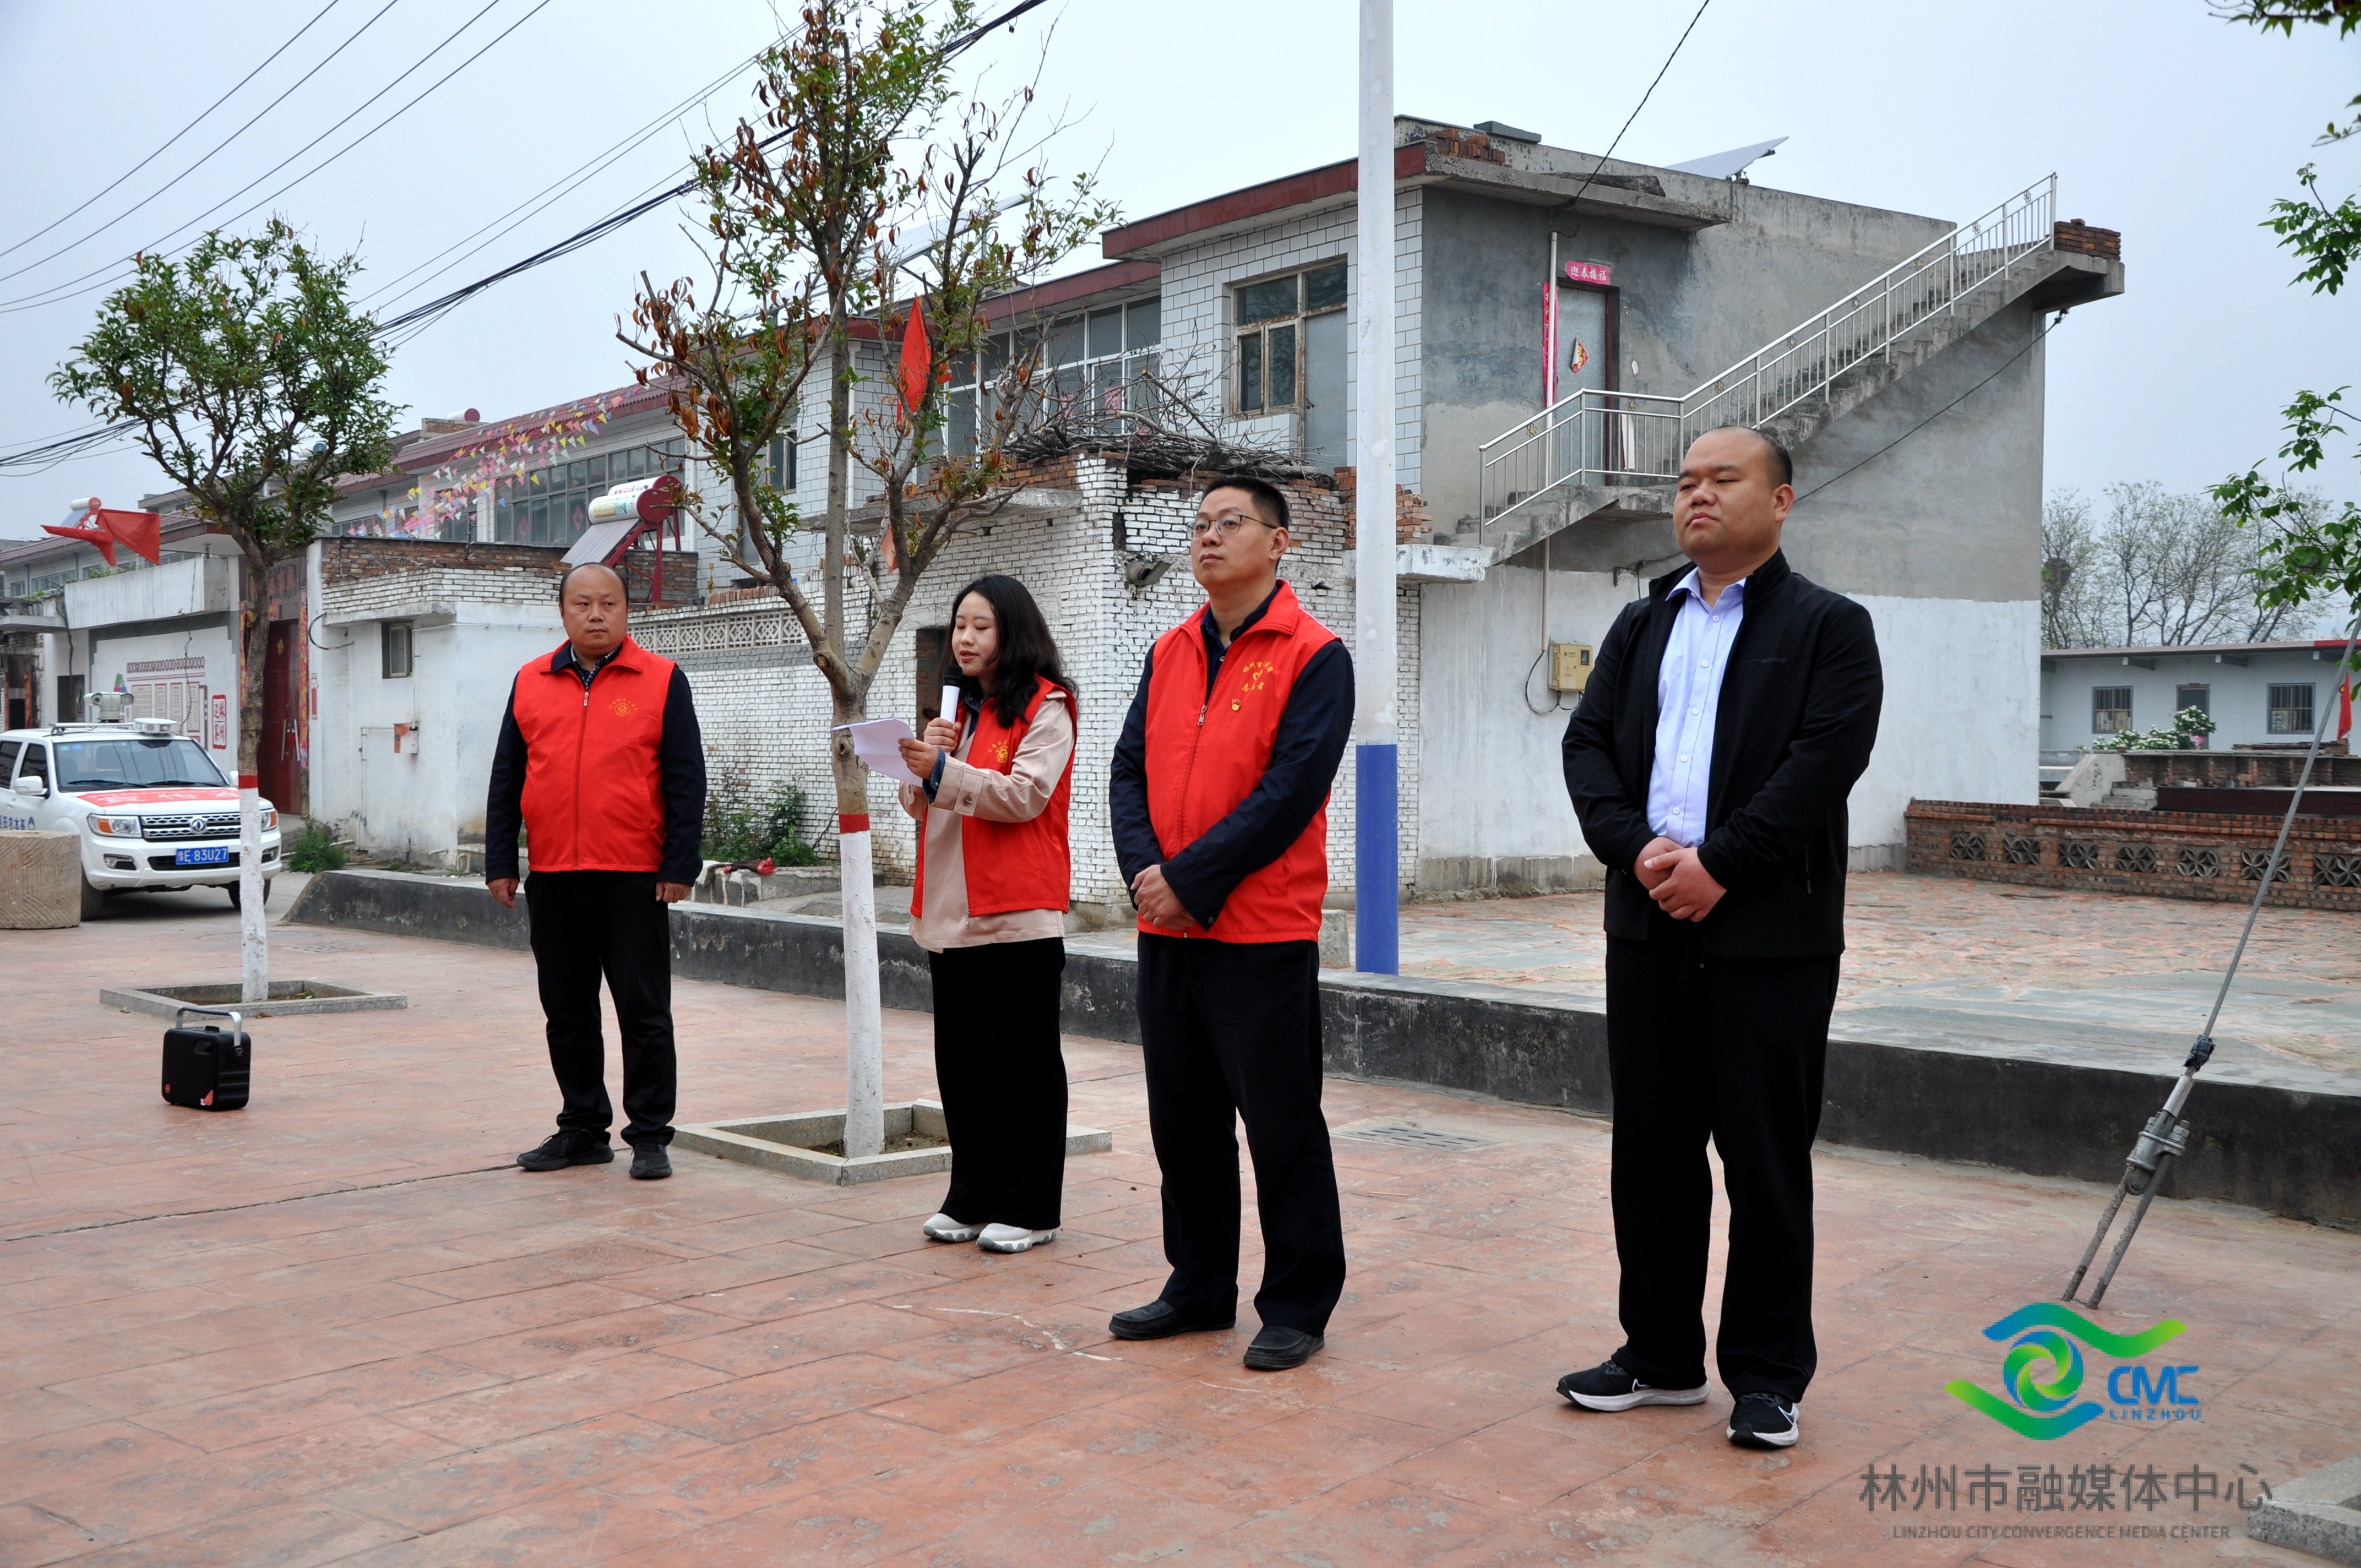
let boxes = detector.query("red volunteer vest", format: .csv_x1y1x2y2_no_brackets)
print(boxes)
1141,582,1337,943
910,675,1074,918
511,635,676,874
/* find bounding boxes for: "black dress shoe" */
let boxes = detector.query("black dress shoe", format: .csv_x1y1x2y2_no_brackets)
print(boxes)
1107,1300,1234,1341
1243,1325,1324,1370
629,1144,672,1180
517,1132,614,1171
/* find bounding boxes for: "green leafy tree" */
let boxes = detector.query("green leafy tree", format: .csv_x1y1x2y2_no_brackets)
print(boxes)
619,0,1112,1155
2210,4,2361,643
51,220,399,999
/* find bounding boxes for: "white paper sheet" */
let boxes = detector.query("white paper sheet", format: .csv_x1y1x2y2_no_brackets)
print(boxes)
834,717,924,787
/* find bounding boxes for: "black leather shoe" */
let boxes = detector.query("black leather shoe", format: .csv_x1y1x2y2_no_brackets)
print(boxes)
517,1132,614,1171
1243,1325,1324,1370
1107,1300,1234,1341
629,1144,672,1180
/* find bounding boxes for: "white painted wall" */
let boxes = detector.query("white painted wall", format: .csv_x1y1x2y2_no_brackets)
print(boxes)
1417,564,1641,868
1851,595,2041,838
1417,578,2037,870
311,602,563,862
61,555,233,626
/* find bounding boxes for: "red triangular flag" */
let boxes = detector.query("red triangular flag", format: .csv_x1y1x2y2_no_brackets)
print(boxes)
897,297,932,423
42,521,117,565
93,508,162,564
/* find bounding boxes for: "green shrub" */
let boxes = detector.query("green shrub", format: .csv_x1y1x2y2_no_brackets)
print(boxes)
703,766,819,866
287,823,347,873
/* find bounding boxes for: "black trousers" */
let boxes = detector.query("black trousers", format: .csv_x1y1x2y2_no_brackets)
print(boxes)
1138,934,1346,1334
928,938,1069,1231
1604,906,1838,1402
525,869,678,1147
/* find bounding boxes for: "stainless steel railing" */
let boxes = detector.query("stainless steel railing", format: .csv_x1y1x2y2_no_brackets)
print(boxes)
1477,175,2059,534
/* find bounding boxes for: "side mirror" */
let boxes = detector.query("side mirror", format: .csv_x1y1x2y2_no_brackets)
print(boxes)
12,777,47,798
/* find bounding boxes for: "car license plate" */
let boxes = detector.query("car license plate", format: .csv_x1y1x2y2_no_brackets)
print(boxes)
175,846,232,867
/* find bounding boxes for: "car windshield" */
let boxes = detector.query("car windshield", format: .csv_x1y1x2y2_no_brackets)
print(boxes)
55,737,227,792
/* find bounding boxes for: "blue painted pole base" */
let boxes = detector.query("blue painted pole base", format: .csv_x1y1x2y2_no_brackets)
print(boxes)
1355,742,1399,974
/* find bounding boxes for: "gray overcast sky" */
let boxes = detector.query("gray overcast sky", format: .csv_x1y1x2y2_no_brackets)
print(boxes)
3,0,2357,540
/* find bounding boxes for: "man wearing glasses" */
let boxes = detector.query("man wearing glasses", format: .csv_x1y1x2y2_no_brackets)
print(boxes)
1108,474,1354,1371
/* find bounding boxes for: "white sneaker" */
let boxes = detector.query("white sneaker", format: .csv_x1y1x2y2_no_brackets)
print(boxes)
977,1223,1056,1254
923,1212,982,1243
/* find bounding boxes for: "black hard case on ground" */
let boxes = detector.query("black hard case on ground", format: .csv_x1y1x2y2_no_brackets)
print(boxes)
162,1006,251,1111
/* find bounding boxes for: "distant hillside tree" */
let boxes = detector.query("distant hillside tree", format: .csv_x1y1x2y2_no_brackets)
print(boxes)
2042,483,2310,647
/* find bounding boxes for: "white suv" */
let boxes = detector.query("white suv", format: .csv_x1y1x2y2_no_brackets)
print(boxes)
2,720,283,918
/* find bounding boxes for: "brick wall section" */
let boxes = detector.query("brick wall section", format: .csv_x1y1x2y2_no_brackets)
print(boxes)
318,537,695,610
2053,220,2121,260
2119,750,2361,789
1905,799,2361,911
1332,466,1434,544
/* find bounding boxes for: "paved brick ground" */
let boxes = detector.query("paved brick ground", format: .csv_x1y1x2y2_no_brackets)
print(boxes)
1354,875,2361,1078
4,886,2355,1566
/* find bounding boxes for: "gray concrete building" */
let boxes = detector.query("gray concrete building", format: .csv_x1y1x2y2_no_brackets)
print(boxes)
786,115,2125,891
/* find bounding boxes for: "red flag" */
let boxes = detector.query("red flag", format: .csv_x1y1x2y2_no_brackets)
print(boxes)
42,521,116,565
93,507,162,564
897,297,932,423
2340,668,2353,743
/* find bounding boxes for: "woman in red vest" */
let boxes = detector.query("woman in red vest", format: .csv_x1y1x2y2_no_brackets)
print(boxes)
896,574,1078,1254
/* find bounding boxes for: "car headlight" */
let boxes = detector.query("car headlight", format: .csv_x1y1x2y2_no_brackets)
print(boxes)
89,814,142,838
261,807,279,832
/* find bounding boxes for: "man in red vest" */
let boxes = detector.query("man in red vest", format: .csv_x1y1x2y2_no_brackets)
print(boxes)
1109,475,1354,1371
486,562,706,1182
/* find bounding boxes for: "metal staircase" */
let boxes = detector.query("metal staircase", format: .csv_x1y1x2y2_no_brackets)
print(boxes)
1461,175,2116,573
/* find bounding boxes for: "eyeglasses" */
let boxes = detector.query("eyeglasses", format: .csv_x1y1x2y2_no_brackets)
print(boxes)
1189,512,1279,539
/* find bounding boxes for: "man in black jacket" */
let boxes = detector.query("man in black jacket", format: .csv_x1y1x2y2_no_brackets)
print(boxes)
1557,427,1883,1450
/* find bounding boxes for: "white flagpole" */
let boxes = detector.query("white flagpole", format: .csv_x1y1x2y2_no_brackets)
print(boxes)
1353,0,1398,973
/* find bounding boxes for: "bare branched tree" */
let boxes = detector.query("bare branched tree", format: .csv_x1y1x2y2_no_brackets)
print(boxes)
2043,482,2313,647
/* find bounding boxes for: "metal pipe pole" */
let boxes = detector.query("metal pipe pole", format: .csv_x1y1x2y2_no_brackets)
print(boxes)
1353,0,1399,974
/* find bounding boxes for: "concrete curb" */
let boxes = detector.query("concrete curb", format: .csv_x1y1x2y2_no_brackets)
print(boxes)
2247,1453,2361,1565
287,869,2361,1228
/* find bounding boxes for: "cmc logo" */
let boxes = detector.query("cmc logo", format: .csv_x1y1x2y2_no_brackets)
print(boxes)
1945,1304,2194,1439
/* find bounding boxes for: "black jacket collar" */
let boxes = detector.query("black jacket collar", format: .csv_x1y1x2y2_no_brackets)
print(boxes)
1650,548,1791,604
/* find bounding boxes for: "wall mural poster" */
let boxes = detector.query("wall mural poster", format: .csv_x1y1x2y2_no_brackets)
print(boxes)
211,693,229,752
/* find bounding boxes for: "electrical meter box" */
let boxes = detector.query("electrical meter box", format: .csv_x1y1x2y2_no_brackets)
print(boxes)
1548,642,1594,694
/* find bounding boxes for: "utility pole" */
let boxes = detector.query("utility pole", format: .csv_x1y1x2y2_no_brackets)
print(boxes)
1354,0,1399,973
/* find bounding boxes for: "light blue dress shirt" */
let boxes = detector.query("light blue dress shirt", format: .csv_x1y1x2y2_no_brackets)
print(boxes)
1646,569,1747,849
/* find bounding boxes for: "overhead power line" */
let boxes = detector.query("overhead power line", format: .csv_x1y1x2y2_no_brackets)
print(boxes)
0,0,406,293
0,0,1056,473
0,0,539,318
0,0,348,266
362,43,777,315
372,0,1056,340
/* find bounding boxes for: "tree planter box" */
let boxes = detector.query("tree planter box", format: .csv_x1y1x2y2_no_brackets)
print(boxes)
102,978,409,1019
674,1099,1112,1186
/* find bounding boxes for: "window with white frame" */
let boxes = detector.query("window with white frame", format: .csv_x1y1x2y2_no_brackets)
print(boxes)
943,297,1162,454
2091,686,2132,734
2267,683,2315,734
1235,262,1346,415
382,622,414,680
